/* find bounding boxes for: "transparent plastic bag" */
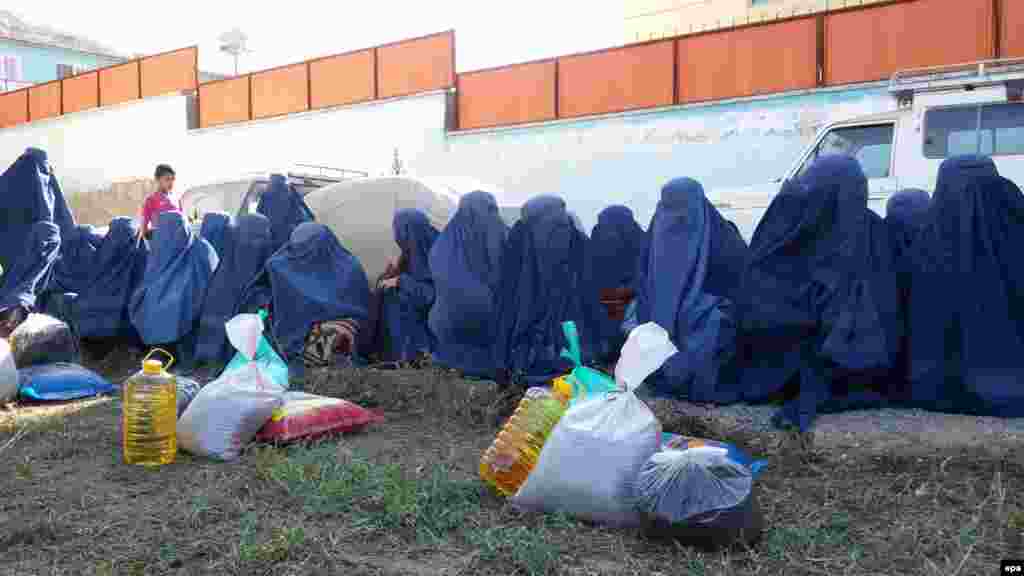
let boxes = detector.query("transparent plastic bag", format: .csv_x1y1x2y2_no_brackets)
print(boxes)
511,323,678,526
177,313,286,461
9,313,79,368
634,439,766,548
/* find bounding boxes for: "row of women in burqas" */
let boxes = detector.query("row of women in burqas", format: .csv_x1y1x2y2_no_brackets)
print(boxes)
418,154,1024,431
3,147,1022,430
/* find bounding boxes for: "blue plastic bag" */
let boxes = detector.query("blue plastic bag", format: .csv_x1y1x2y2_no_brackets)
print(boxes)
18,363,114,401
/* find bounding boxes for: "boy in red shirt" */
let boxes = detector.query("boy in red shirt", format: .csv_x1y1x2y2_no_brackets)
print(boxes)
140,164,180,240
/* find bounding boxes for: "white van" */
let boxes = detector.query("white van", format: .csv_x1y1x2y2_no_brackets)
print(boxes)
718,58,1024,240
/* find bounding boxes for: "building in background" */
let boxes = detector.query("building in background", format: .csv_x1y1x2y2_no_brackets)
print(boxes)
625,0,889,42
0,10,124,92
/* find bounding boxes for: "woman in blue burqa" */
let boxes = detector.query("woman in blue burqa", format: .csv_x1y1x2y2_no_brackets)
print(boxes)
883,188,930,390
428,191,507,379
904,155,1024,416
496,195,600,384
587,205,646,364
733,155,901,431
128,211,219,360
0,223,61,338
634,178,748,401
257,174,315,253
264,222,370,368
194,213,275,364
370,209,439,363
0,148,74,334
45,218,148,341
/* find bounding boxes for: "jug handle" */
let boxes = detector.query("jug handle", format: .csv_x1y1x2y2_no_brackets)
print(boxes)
143,348,175,372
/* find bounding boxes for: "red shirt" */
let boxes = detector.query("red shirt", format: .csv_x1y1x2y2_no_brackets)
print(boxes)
141,191,181,232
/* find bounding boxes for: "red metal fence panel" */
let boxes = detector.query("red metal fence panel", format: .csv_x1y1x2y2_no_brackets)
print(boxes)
309,49,376,110
557,41,674,118
251,63,309,120
826,0,993,85
376,31,455,99
457,60,557,129
198,77,251,128
28,81,61,120
678,17,817,103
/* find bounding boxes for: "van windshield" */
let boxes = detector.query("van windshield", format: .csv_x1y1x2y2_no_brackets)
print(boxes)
797,124,895,180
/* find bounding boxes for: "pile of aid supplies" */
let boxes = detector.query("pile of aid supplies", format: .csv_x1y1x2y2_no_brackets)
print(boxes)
480,321,768,549
121,311,381,467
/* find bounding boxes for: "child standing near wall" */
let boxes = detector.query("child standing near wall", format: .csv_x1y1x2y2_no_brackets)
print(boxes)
140,164,180,240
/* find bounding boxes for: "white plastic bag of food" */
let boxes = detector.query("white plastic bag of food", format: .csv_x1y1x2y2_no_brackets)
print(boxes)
177,313,286,461
511,323,678,526
0,338,16,402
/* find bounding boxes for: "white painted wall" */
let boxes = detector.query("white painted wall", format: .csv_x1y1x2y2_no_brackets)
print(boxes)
0,91,452,199
1,84,894,234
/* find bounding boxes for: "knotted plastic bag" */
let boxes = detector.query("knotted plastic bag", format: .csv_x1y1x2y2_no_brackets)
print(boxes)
635,435,767,548
223,310,289,389
557,321,617,404
177,312,286,461
512,323,678,527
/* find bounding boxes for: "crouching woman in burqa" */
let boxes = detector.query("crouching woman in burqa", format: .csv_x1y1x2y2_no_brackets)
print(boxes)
368,209,439,365
495,195,601,385
264,222,370,371
428,191,507,379
732,155,901,431
587,205,646,364
128,211,219,366
635,178,748,401
0,222,61,337
904,155,1024,416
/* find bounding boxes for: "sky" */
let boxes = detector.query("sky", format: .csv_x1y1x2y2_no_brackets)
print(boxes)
9,0,625,75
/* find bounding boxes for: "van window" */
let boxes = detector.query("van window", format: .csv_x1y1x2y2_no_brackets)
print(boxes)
798,124,895,180
924,103,1024,158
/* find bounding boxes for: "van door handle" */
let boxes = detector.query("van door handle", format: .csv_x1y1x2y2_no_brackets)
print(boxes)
713,202,734,209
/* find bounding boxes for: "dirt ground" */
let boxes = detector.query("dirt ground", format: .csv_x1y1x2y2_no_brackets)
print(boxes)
2,359,1022,576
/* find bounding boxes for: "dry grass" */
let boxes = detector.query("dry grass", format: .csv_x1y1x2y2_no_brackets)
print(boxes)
1,362,1022,575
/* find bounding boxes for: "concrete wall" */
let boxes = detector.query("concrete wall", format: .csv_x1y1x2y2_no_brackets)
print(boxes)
0,82,894,231
0,39,121,86
438,85,893,229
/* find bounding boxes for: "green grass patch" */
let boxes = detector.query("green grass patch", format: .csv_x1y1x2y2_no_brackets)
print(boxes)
264,443,482,542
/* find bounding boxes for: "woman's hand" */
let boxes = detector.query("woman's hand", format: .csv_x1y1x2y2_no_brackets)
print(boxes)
379,277,399,290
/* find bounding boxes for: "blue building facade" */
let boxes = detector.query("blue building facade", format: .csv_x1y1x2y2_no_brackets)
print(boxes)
0,37,123,92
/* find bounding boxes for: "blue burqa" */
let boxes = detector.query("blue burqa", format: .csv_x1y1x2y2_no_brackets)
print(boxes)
885,189,931,262
0,148,74,276
496,195,600,383
129,211,219,345
194,213,274,364
428,191,507,378
905,156,1024,416
636,178,749,401
257,174,315,253
587,205,646,360
265,222,370,360
199,212,231,259
734,156,900,430
50,225,104,294
381,209,438,362
0,222,61,313
74,217,148,338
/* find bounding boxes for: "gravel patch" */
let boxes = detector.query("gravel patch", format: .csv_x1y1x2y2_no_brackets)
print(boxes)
648,396,1024,454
